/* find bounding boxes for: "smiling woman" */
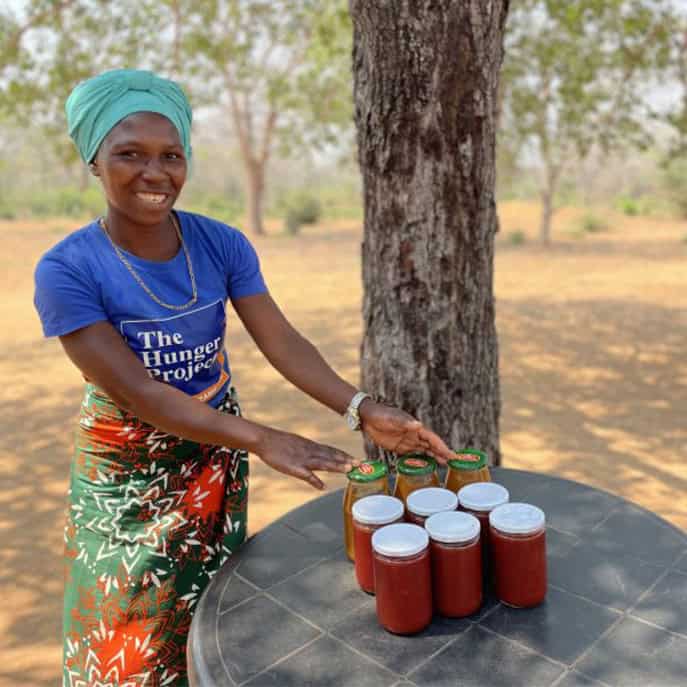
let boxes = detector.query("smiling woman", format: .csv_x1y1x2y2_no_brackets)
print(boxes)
93,113,187,249
32,69,453,687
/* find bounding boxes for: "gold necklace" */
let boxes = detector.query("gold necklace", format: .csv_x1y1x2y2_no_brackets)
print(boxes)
98,213,198,311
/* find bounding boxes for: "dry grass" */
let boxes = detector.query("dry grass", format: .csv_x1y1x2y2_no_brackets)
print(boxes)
1,201,686,685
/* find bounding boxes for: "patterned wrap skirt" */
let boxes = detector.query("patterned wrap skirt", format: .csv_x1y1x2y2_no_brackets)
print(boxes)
63,384,249,687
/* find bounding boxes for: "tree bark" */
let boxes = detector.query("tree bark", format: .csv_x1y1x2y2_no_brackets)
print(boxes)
539,186,554,244
226,83,274,237
351,0,508,466
538,162,559,244
245,159,266,236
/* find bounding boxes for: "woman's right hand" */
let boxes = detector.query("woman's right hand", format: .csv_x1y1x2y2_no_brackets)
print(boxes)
256,428,360,490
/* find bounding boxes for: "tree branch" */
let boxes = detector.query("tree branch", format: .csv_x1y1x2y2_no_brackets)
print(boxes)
225,71,254,168
3,0,77,58
170,0,182,75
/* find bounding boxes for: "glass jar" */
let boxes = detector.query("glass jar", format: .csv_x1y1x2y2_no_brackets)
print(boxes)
393,453,440,506
405,487,458,527
445,449,491,493
490,503,547,608
352,495,404,593
343,461,390,561
372,523,432,635
425,511,482,617
457,482,510,589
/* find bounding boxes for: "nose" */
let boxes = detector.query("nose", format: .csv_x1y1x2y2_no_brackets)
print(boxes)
140,157,167,181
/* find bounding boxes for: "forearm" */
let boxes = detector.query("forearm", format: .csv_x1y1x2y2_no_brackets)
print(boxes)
263,329,359,415
123,374,357,489
122,379,272,453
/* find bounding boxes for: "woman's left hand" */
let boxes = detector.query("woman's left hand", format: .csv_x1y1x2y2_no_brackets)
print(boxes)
359,400,454,464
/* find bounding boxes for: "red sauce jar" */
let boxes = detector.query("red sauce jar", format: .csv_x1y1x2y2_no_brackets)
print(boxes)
352,495,404,593
490,503,547,608
457,482,509,589
371,523,432,634
405,487,458,526
425,511,482,618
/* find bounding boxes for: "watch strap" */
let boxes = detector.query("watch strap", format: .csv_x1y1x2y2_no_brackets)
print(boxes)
345,391,371,430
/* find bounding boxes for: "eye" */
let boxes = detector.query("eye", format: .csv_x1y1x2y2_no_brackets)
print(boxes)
119,150,138,158
166,152,184,160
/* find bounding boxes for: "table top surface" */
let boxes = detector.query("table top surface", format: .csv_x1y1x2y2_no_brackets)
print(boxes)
188,468,687,687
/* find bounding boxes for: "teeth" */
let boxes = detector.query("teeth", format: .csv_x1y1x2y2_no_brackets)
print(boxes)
137,193,166,204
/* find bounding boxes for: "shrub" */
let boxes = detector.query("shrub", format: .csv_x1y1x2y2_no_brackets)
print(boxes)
182,193,243,224
508,230,526,245
25,187,104,218
280,191,322,235
662,159,687,219
0,205,16,220
580,213,609,234
28,194,54,217
616,196,639,216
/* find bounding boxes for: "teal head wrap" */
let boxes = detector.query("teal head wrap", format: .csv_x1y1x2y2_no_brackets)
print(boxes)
65,69,193,163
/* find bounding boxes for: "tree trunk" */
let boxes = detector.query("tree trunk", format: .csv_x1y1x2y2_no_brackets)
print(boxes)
538,164,559,244
351,0,508,466
539,187,554,244
245,160,265,236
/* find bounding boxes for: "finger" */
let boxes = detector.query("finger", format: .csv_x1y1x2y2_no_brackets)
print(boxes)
309,457,354,474
293,465,325,490
308,474,325,490
315,445,359,472
394,429,446,462
418,427,453,463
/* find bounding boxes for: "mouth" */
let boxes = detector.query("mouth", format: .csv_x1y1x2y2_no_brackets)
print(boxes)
135,192,170,205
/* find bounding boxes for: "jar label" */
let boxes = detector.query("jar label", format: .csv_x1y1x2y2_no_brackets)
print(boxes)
348,460,388,482
455,453,479,462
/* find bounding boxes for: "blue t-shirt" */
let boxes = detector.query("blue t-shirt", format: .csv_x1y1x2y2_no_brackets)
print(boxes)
34,210,267,406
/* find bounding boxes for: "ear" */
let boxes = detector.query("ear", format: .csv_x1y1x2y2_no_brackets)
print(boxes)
89,162,100,177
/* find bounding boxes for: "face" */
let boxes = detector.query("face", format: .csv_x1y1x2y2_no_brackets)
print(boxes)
92,112,187,225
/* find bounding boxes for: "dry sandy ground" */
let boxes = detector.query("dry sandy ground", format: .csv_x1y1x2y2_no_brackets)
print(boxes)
1,202,686,685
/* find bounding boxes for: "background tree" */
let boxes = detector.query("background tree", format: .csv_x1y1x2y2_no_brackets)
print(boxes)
1,1,177,193
0,0,352,233
665,18,687,154
501,0,673,243
183,0,352,234
350,0,508,466
661,17,687,218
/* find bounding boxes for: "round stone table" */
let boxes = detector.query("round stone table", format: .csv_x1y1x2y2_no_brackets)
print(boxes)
188,468,687,687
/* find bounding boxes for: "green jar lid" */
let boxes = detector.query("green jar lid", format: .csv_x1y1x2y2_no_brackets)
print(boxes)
397,453,437,475
448,449,487,470
347,460,388,482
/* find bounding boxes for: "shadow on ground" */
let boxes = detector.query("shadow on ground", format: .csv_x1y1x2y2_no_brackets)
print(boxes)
498,298,687,527
1,295,685,685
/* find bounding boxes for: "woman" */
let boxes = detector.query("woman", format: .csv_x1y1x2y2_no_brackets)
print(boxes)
34,69,452,687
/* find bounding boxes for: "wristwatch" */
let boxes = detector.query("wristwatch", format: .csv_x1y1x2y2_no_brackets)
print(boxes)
344,391,371,431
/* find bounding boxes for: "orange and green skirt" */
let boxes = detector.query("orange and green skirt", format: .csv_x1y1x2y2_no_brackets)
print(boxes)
62,384,248,687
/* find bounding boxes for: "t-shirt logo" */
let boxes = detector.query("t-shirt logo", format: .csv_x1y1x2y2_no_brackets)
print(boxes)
120,300,229,401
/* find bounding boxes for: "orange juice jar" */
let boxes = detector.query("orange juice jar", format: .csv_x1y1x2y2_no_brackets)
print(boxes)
392,454,440,505
343,461,390,561
445,449,491,493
